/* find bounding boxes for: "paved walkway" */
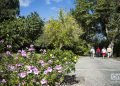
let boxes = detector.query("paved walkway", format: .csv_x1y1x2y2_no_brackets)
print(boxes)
68,57,120,86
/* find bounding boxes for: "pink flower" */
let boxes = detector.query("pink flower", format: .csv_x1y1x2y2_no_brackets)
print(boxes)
25,65,32,70
18,72,27,78
55,65,62,71
40,79,47,85
6,51,11,56
21,50,27,57
28,47,35,52
1,79,6,83
25,65,33,74
25,66,40,74
0,39,4,43
30,44,34,48
43,49,46,54
27,69,32,74
32,67,40,75
47,67,52,72
33,70,40,75
7,45,12,48
18,50,21,53
48,60,53,63
8,65,16,71
44,67,52,74
16,63,22,67
39,60,46,67
39,60,44,64
44,70,48,74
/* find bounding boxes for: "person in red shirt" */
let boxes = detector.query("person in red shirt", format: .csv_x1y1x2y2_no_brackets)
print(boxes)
96,47,101,57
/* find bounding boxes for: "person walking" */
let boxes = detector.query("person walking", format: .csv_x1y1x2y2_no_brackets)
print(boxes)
107,46,112,58
102,47,107,59
90,47,95,58
96,47,101,57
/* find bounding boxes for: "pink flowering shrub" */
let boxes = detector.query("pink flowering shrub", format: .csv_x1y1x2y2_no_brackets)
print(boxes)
0,47,78,86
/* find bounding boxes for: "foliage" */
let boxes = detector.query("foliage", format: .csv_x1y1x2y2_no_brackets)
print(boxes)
44,49,78,73
72,0,120,39
0,45,78,86
72,39,90,55
26,12,44,42
36,10,82,49
107,2,120,56
0,0,19,22
71,0,99,27
106,1,120,40
72,0,120,56
114,36,120,57
0,12,44,51
71,0,99,43
71,0,109,40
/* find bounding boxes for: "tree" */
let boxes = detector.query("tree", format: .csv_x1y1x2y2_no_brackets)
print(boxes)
72,0,120,56
26,12,44,43
0,17,28,50
0,0,19,22
36,10,82,49
71,0,100,42
0,12,44,51
106,0,120,56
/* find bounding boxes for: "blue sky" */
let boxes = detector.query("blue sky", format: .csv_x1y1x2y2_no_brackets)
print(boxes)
20,0,75,20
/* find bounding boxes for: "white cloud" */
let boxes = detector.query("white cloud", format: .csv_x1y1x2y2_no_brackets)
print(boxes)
19,0,33,7
45,0,51,4
45,0,63,5
50,6,58,11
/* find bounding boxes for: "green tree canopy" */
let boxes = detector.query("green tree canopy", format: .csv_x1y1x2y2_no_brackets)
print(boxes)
72,0,120,56
36,10,83,49
0,0,19,22
0,12,44,51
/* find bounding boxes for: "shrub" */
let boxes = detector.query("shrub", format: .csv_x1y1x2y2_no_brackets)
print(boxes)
0,47,78,85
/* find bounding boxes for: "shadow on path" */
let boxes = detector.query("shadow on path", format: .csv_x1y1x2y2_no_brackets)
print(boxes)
61,75,85,86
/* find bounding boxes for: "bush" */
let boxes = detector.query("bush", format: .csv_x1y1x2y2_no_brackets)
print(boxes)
0,47,78,85
0,12,44,51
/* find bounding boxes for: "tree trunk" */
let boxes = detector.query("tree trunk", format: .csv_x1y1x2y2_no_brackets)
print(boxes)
105,24,108,36
59,43,63,50
108,40,114,57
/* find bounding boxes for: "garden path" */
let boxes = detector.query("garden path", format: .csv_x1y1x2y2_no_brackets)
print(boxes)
65,57,120,86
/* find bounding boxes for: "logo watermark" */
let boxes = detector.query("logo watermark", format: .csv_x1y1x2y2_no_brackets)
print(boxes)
111,73,120,81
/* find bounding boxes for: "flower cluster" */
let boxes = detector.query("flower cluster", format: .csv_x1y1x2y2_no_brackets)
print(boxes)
28,44,35,52
55,65,62,73
6,51,12,56
0,39,4,43
0,79,6,84
18,72,27,78
40,49,46,54
0,47,78,85
44,67,53,74
7,45,12,48
21,50,27,57
25,65,40,75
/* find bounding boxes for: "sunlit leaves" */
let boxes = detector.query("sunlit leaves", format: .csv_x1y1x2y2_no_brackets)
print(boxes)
42,10,82,49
